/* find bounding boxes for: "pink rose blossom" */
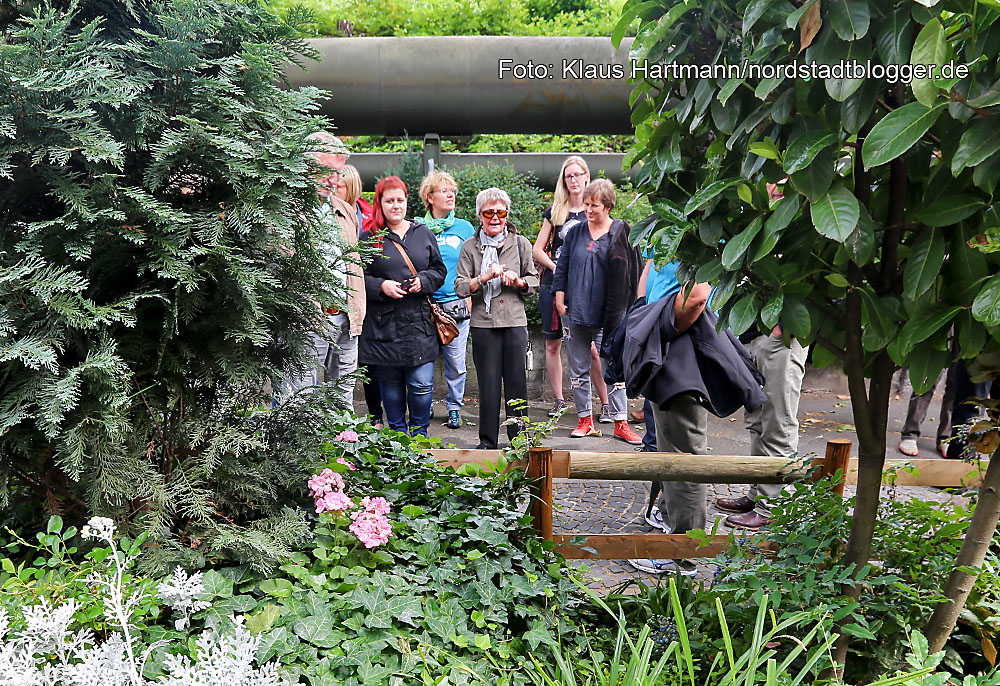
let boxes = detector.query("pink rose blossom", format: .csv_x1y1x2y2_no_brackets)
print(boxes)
336,430,360,443
349,510,392,548
336,457,356,471
358,496,391,516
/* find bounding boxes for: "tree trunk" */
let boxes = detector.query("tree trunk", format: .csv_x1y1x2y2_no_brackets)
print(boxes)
925,447,1000,654
829,297,895,672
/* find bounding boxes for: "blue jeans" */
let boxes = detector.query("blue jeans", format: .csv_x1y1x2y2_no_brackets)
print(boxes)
378,361,435,437
440,319,471,411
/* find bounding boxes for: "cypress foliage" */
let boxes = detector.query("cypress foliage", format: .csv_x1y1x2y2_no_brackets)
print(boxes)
1,0,348,569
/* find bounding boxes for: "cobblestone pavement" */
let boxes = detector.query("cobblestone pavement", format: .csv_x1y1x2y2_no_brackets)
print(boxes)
359,382,972,592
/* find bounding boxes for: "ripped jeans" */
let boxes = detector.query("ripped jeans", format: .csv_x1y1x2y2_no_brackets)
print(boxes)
564,323,627,420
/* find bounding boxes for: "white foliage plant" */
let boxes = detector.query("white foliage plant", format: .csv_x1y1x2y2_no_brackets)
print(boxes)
0,517,290,686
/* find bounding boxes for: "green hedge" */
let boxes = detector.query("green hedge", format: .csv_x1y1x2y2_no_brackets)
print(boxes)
266,0,631,37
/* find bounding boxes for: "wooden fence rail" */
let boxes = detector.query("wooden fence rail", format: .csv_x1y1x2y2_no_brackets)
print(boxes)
428,441,989,560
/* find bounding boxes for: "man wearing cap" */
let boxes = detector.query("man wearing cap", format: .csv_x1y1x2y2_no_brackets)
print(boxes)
286,132,365,409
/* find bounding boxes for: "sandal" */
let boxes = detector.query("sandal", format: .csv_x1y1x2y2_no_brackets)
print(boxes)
898,438,919,457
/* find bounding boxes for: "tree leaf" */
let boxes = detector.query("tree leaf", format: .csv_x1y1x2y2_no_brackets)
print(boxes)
784,130,837,174
790,146,836,202
841,77,880,135
859,289,898,352
753,195,800,262
797,0,822,52
875,6,911,66
908,344,952,395
761,292,784,329
915,195,985,227
816,343,844,370
957,310,987,359
903,228,946,298
722,216,764,268
744,0,780,33
845,205,875,265
862,102,945,168
968,77,1000,108
823,38,867,101
910,19,952,107
782,296,812,338
728,294,761,336
974,152,1000,194
613,0,660,49
972,272,1000,327
685,177,745,214
898,304,962,357
811,185,860,242
952,118,1000,175
827,0,869,40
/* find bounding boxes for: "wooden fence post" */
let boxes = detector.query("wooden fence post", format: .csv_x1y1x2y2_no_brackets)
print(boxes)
527,446,553,541
820,438,853,497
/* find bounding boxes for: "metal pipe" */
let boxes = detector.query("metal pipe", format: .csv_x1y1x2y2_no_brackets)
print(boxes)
285,37,635,135
348,151,635,189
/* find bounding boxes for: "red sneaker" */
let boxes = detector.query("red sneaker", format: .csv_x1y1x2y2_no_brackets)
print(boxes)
570,415,601,438
614,420,642,445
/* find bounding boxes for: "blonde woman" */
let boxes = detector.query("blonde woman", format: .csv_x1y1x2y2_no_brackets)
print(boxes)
532,156,611,421
418,171,476,429
335,164,374,232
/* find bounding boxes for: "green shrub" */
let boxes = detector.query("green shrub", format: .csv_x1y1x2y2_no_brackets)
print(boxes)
616,477,1000,681
348,134,633,155
0,0,344,568
163,415,586,685
266,0,634,37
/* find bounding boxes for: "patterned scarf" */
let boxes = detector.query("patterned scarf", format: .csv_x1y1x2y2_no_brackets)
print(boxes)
423,210,456,235
479,229,507,314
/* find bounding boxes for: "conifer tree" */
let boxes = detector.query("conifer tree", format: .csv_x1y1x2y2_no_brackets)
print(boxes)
1,0,347,568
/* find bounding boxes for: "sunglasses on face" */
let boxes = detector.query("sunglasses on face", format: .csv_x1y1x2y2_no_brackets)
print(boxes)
481,209,508,219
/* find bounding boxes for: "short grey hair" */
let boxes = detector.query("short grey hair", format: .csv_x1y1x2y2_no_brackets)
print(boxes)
475,187,511,217
306,131,349,157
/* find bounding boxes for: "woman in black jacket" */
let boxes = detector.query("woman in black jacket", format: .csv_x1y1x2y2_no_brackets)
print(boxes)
359,176,446,436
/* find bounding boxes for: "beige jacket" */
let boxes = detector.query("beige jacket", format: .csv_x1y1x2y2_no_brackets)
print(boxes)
324,196,366,336
455,230,539,328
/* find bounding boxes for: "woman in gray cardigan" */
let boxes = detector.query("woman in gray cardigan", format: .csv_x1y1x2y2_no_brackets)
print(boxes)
455,188,539,449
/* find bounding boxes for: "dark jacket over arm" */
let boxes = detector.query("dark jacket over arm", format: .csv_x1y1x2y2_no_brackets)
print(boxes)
622,293,766,417
603,219,642,333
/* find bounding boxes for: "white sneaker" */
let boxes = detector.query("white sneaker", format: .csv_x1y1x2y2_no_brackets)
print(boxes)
644,506,667,532
627,558,698,577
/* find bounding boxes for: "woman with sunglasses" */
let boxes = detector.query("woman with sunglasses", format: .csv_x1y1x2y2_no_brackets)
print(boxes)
455,188,539,449
358,176,446,437
551,179,643,444
532,156,611,422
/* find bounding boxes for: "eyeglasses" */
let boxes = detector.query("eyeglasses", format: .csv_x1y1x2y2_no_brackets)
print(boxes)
481,209,508,219
565,172,588,181
432,188,456,196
